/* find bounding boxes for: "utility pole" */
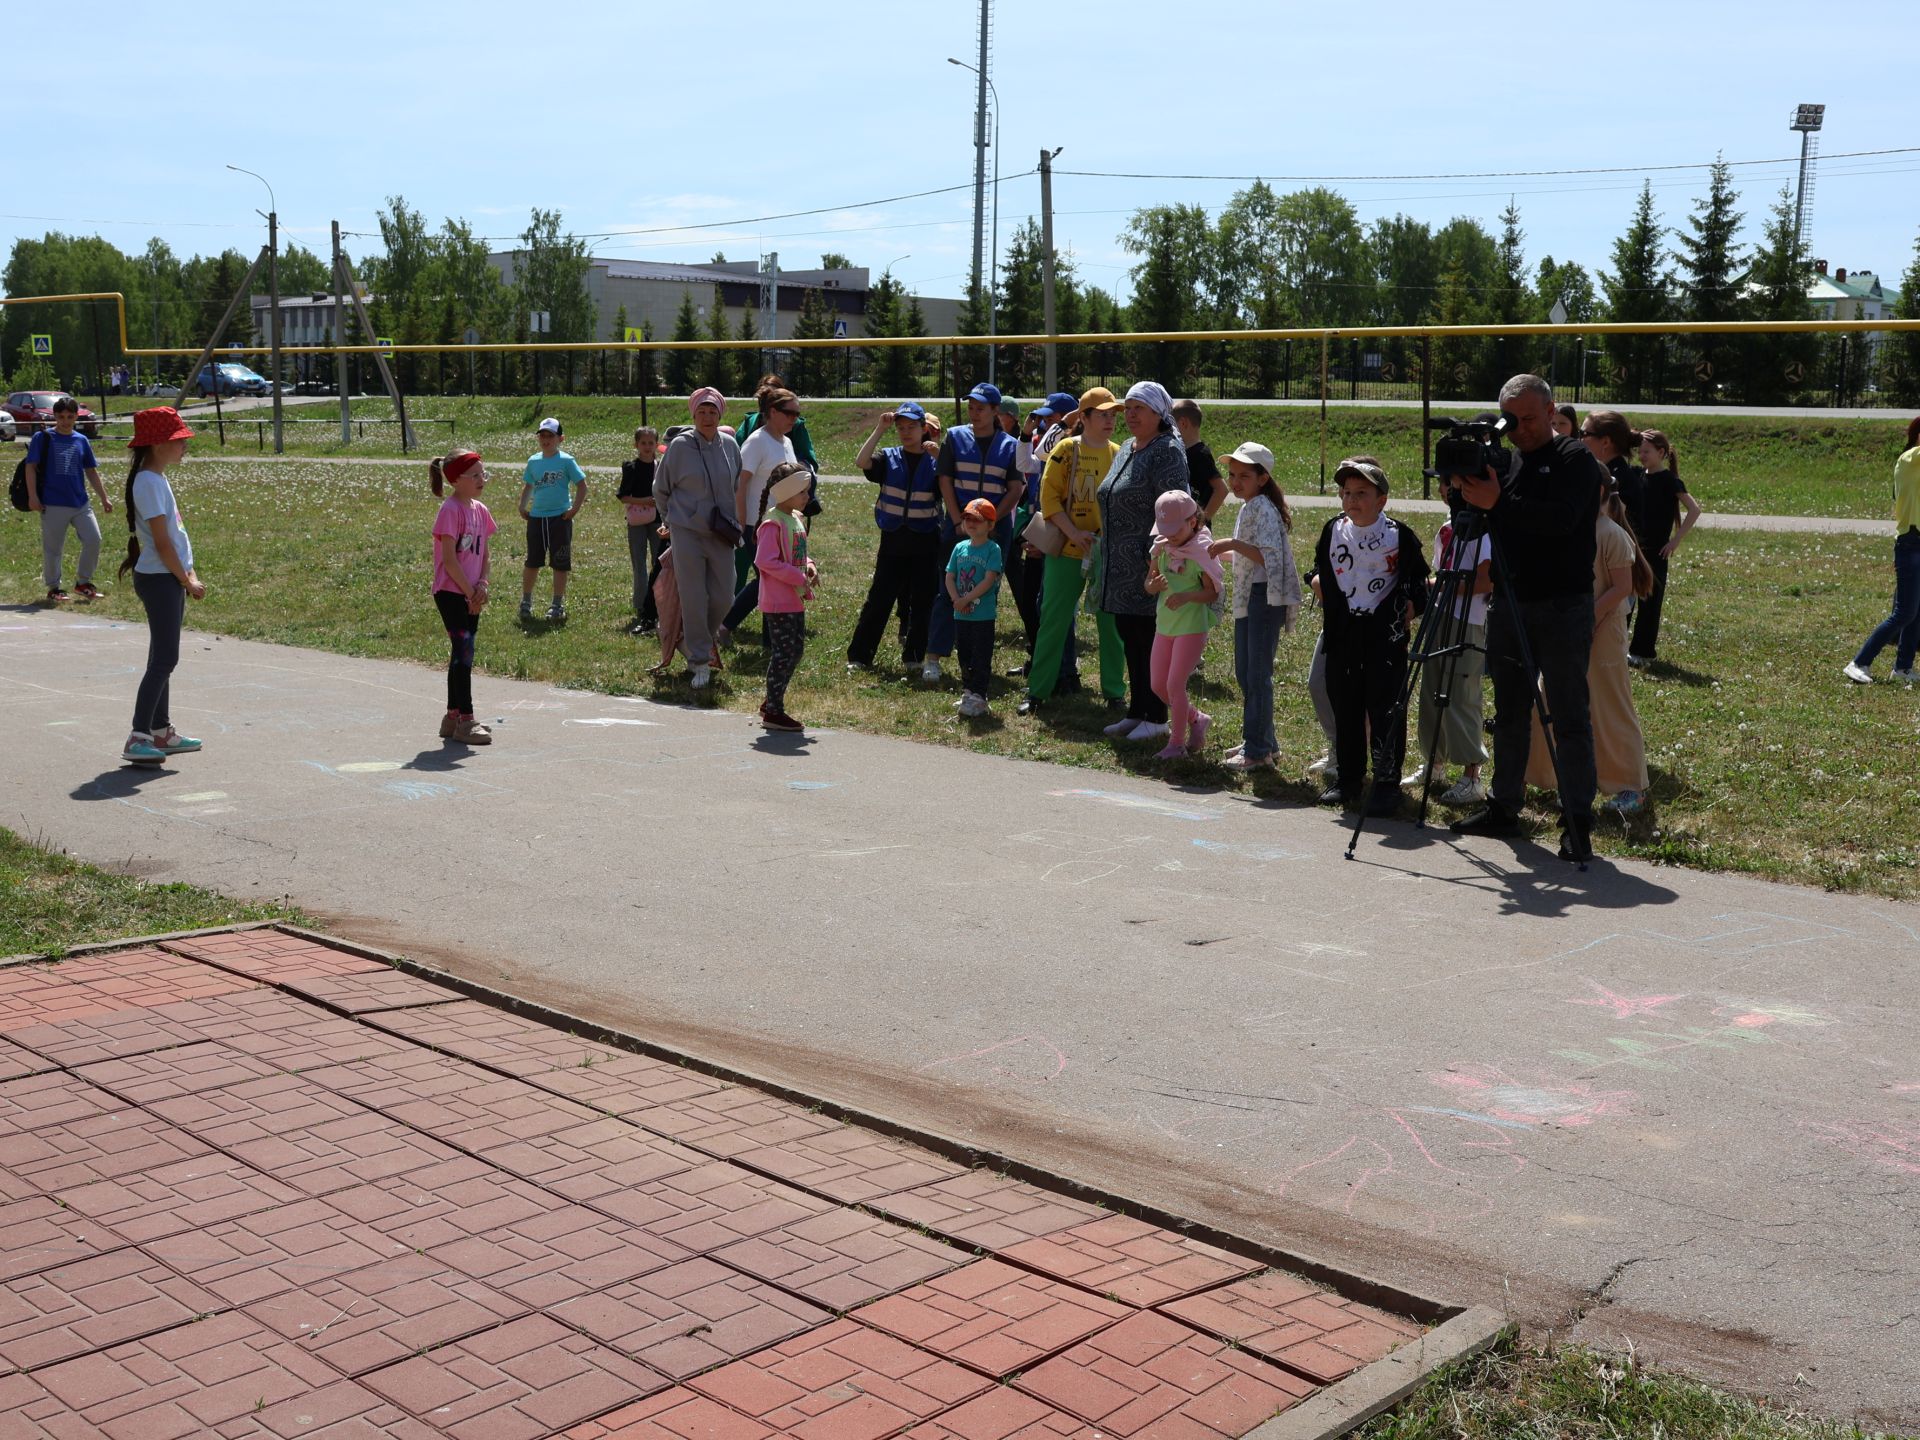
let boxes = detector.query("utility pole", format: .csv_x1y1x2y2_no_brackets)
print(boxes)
228,165,283,452
968,0,989,370
1040,147,1062,394
332,220,351,443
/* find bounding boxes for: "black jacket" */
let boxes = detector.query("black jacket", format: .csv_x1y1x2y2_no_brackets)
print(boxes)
1311,514,1430,648
1485,435,1604,602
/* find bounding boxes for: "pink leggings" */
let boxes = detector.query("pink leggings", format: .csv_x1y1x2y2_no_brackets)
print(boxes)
1150,631,1209,744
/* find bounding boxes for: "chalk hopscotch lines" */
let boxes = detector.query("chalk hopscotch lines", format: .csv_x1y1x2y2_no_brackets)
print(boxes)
918,1035,1068,1085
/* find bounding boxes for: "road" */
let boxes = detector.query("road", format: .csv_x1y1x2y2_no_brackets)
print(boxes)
3,612,1916,1429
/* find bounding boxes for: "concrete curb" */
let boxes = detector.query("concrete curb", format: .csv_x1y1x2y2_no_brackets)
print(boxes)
0,918,279,969
1243,1306,1512,1440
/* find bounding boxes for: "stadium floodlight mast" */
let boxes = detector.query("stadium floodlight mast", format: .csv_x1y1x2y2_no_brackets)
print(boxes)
950,33,999,384
1789,103,1825,263
226,163,283,453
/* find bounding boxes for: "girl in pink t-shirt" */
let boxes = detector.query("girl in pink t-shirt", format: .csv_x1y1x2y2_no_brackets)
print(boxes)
429,450,498,745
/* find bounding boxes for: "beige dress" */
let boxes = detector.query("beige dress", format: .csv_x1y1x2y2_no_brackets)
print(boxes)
1529,516,1648,794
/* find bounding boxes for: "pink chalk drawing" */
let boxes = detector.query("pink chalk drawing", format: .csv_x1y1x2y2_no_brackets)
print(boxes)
1802,1118,1920,1177
1272,1108,1526,1237
1566,979,1687,1020
1428,1063,1634,1127
1711,999,1833,1030
917,1035,1068,1085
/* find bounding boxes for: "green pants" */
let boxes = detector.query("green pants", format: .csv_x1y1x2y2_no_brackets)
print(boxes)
1028,553,1124,702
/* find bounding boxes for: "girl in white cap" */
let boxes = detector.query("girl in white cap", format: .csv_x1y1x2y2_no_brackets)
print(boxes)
1208,443,1299,771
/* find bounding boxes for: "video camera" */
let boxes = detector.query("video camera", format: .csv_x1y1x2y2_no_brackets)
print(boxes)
1425,414,1513,485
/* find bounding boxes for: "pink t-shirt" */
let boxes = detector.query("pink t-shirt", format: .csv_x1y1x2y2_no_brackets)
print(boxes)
432,497,496,595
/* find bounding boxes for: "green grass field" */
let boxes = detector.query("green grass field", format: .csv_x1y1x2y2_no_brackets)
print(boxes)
76,394,1917,521
9,454,1916,898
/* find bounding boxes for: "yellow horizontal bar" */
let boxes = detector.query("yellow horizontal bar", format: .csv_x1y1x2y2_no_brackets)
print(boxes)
3,290,1914,358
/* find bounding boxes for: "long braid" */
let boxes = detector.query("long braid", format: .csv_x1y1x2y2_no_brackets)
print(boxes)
116,447,151,579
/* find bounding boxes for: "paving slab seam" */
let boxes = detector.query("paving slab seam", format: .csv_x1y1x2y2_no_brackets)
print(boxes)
0,918,280,970
256,920,1463,1327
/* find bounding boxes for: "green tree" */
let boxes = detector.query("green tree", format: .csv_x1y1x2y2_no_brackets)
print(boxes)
787,287,834,394
1740,187,1818,403
665,292,700,393
734,306,760,395
1600,182,1668,400
819,252,852,271
513,207,595,343
1675,158,1747,397
863,269,918,397
274,242,330,295
1884,227,1920,404
1368,214,1439,325
702,286,731,391
611,304,631,392
994,218,1047,394
1120,203,1217,385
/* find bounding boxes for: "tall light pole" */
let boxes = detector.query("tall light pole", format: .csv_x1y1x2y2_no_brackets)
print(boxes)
948,54,999,385
227,164,282,453
1789,103,1825,264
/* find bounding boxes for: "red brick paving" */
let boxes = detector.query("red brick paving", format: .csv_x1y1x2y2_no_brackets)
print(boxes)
712,1210,966,1312
564,1386,778,1440
689,1317,991,1440
1160,1271,1425,1384
362,1313,665,1439
243,1255,526,1377
998,1217,1262,1307
852,1260,1131,1378
553,1257,831,1378
0,1193,129,1283
0,930,1431,1440
1013,1311,1316,1438
872,1172,1109,1252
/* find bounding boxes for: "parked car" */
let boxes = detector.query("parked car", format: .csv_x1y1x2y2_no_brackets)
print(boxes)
2,392,99,438
0,411,15,442
143,382,182,399
195,363,271,398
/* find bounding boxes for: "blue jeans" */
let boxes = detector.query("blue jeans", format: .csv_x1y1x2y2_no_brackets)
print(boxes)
1853,531,1920,673
132,569,185,734
1232,585,1284,760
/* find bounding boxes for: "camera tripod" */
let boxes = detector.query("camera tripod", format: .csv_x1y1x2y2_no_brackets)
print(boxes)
1343,499,1587,869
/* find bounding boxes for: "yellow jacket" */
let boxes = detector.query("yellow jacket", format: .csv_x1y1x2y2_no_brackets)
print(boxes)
1040,437,1118,559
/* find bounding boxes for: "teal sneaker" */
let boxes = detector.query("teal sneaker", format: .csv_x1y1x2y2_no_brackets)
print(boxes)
122,736,167,765
154,729,202,755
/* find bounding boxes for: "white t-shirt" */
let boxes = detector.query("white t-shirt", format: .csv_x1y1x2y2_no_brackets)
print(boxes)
738,428,796,528
1330,514,1398,615
1434,523,1492,626
131,470,192,576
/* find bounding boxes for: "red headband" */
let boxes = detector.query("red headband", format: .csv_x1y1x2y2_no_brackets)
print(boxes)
442,451,482,481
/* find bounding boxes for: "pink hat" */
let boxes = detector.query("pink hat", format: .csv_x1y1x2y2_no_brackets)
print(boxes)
688,387,726,416
1150,489,1199,542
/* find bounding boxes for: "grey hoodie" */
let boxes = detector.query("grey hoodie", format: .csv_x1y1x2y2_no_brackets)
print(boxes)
653,429,742,535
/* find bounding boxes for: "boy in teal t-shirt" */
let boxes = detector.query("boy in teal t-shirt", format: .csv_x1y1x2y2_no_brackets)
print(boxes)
946,498,1004,717
517,417,589,621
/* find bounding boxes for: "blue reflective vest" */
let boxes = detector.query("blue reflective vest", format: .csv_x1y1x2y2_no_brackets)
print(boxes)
945,426,1017,514
873,446,940,533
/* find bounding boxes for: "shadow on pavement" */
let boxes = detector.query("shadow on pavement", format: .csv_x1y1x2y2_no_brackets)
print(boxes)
1355,826,1680,917
69,765,175,800
750,731,818,755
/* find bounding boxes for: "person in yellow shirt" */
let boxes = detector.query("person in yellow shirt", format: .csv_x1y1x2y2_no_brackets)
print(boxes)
1020,388,1125,715
1845,415,1920,684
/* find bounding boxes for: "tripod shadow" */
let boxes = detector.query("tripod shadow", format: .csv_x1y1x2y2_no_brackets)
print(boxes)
1354,821,1678,918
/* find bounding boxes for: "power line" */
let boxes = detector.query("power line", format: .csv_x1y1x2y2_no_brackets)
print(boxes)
1055,145,1920,184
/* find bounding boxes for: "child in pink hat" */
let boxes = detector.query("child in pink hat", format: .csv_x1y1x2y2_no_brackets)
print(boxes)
1142,490,1223,760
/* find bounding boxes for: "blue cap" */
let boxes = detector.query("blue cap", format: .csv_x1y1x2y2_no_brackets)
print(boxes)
966,383,1002,407
1034,391,1078,419
893,401,926,422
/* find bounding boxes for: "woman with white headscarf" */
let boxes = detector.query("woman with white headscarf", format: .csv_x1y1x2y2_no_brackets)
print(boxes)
1094,381,1192,743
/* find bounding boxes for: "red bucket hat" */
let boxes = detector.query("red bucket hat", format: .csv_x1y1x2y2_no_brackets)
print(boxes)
128,406,195,449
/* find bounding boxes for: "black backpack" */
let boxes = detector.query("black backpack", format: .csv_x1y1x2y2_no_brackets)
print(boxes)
8,435,38,512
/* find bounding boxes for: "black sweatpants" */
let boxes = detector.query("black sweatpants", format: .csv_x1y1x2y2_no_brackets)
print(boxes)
1629,553,1669,661
1325,610,1409,800
848,530,941,666
1112,611,1167,724
434,589,481,715
132,570,185,735
955,619,995,697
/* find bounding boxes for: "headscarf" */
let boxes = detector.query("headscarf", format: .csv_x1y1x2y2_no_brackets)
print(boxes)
1149,490,1224,589
688,386,726,417
1124,380,1175,426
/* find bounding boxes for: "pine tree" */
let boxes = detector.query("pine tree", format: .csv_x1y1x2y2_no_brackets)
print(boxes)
612,304,631,393
636,318,658,397
788,287,834,394
1675,158,1747,397
1601,182,1668,400
702,287,731,391
1885,227,1920,405
665,292,700,394
734,307,760,396
1740,188,1817,403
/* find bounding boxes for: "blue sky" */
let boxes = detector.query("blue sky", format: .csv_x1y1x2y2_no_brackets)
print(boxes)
9,0,1916,304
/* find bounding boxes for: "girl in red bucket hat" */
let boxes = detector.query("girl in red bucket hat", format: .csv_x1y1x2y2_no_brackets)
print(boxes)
115,407,204,765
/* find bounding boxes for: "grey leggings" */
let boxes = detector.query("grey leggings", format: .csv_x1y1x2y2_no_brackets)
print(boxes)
41,505,102,588
132,570,185,735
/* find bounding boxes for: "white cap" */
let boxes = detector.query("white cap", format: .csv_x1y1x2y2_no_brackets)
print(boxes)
537,417,561,435
1224,441,1276,473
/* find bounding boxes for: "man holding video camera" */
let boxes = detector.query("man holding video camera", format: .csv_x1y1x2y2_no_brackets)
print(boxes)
1450,374,1606,860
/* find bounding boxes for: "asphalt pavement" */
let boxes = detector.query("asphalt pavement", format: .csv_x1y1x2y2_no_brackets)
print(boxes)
3,612,1917,1428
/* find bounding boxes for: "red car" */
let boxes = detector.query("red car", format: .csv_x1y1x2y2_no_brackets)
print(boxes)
3,391,100,439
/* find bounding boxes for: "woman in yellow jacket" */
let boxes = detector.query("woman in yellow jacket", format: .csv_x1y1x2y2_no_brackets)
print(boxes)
1020,387,1124,715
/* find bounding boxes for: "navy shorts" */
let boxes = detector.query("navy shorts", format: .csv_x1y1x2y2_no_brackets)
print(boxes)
525,515,573,571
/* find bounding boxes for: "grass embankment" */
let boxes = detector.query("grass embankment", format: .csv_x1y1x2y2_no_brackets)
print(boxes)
7,456,1915,897
92,394,1916,520
0,826,298,957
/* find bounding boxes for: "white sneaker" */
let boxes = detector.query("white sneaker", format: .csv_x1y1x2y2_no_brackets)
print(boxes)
1401,764,1434,790
959,692,987,718
1102,716,1141,739
921,658,942,683
1893,669,1918,685
1306,753,1333,776
1221,752,1273,772
1129,721,1170,743
691,664,711,689
1843,661,1873,685
1439,776,1488,806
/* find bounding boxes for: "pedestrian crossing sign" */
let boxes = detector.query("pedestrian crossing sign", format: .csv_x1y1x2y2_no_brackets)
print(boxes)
29,334,52,356
624,328,644,342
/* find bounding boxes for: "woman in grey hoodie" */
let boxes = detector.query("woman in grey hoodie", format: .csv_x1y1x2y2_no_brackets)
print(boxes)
653,387,743,687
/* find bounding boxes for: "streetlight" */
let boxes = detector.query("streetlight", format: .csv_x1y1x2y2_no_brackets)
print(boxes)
947,56,999,385
226,164,283,453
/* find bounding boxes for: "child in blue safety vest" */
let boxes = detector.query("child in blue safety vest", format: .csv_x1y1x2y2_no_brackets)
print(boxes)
923,383,1022,685
847,404,944,672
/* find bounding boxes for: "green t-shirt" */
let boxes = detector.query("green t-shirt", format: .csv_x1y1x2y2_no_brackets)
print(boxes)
1156,559,1214,636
